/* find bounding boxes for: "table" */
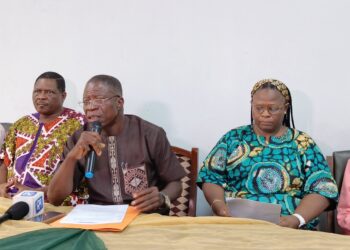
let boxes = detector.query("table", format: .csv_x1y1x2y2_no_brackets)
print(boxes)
1,197,350,249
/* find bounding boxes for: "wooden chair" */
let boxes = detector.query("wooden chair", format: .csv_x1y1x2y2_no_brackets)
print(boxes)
169,146,198,216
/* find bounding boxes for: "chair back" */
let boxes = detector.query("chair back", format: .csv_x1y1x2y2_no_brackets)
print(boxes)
169,146,198,216
1,123,12,133
0,122,12,147
333,150,350,234
333,150,350,192
319,151,350,233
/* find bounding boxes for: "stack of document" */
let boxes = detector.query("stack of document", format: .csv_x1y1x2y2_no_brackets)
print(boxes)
51,204,139,231
226,198,282,224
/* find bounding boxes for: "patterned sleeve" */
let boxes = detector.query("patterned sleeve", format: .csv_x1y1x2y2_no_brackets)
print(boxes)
197,133,231,189
297,133,338,203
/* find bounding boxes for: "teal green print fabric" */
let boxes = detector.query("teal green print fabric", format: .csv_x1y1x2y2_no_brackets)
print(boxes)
197,125,338,229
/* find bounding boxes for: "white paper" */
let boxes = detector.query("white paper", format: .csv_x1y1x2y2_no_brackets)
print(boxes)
226,198,282,224
60,204,128,225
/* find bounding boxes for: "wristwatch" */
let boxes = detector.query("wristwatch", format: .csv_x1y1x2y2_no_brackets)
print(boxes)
159,192,171,209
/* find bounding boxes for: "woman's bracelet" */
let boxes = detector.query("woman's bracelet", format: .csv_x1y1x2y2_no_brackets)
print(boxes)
292,213,306,228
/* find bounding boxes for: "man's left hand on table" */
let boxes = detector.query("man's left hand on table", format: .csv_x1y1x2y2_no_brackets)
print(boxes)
131,186,165,212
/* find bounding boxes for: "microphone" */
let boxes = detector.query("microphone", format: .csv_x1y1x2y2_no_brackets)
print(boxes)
12,191,44,219
85,121,102,179
0,201,29,224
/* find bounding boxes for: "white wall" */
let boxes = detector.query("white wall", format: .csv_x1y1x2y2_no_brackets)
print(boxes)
1,0,349,216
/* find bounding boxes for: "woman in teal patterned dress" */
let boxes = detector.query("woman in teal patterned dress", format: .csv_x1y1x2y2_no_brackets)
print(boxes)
197,79,338,230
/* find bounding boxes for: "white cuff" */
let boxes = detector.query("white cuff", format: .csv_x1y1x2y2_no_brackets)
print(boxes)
292,213,306,228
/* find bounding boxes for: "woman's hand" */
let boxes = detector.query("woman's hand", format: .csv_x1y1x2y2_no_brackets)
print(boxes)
211,199,231,217
279,215,300,229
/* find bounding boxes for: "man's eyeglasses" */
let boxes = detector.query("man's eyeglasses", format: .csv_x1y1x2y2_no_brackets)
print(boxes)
252,105,285,115
79,95,120,108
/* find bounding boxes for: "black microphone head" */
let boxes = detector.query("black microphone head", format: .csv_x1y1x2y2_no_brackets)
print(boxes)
6,201,30,220
88,121,102,133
